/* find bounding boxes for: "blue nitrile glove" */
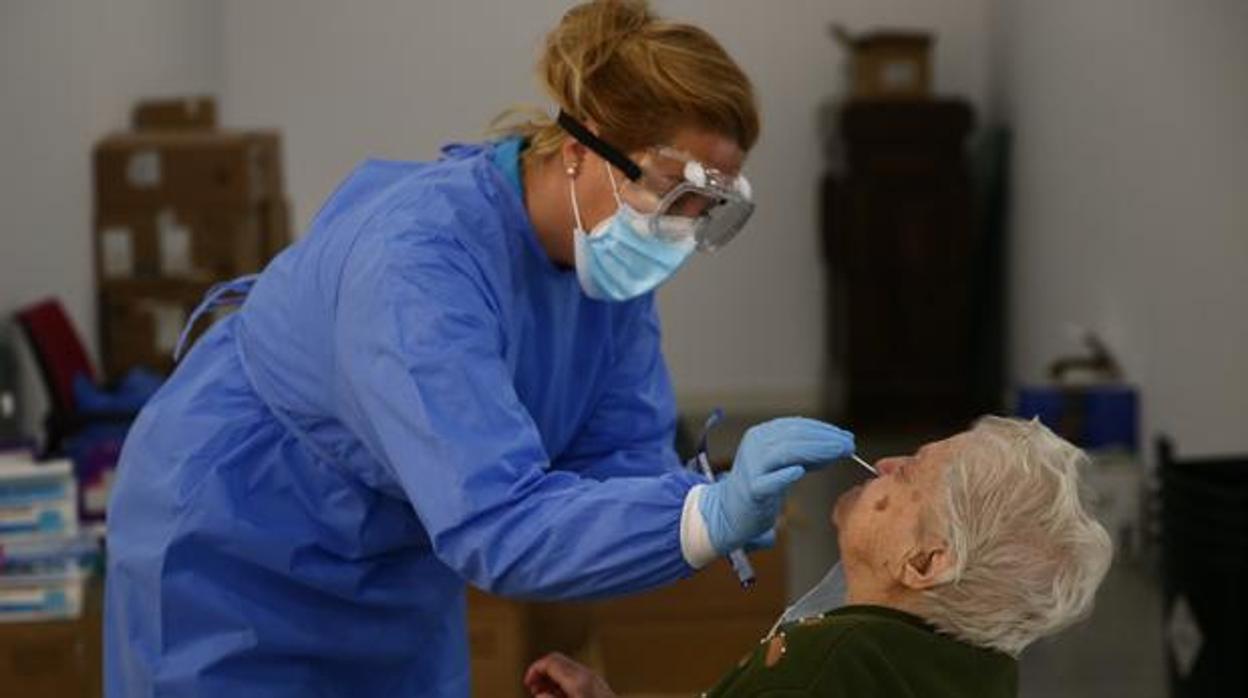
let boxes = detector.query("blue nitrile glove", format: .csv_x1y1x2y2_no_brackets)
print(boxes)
699,418,855,555
745,528,777,552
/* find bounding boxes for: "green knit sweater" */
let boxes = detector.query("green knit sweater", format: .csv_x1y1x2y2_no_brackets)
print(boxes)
704,605,1018,697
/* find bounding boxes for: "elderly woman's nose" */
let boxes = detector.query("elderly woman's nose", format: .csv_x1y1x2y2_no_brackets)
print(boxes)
875,457,903,475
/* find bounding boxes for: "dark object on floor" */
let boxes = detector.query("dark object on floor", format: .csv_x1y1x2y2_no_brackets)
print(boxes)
14,298,140,456
1157,436,1248,697
0,331,21,442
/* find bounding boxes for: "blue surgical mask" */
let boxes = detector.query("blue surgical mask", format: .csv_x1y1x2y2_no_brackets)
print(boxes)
570,166,696,302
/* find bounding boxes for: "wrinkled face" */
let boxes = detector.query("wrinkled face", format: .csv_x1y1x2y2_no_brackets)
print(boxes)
833,435,964,577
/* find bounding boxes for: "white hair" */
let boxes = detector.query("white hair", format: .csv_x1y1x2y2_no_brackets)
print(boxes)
918,416,1114,656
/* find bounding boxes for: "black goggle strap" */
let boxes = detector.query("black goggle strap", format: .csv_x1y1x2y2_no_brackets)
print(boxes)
556,110,643,182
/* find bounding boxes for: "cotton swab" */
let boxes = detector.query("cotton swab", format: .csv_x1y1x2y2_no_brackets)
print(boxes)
851,453,878,476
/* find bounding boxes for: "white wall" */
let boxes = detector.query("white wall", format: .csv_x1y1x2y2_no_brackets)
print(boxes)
219,0,993,413
15,0,1241,600
0,0,220,438
996,0,1248,457
0,0,990,596
15,2,1239,458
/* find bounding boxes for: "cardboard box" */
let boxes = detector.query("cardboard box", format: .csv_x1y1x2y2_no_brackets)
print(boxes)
834,27,933,100
589,545,787,625
95,205,268,281
260,197,293,260
94,131,282,207
581,544,787,694
499,543,790,696
247,130,285,193
464,543,788,697
0,579,102,697
98,280,216,378
589,615,774,695
132,96,218,132
467,589,530,698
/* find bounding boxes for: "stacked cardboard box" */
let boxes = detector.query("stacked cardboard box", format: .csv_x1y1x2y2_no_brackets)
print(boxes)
832,26,933,101
0,583,102,698
93,98,292,378
579,543,788,696
467,540,789,697
131,96,217,132
467,589,533,698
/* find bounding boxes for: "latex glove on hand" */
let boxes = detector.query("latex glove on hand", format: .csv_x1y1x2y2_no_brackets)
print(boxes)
745,527,777,552
699,417,855,555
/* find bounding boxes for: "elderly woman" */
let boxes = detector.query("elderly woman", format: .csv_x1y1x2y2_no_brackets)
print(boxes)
525,416,1114,698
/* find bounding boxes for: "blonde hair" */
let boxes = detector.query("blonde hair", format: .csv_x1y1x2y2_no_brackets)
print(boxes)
495,0,759,164
920,417,1114,656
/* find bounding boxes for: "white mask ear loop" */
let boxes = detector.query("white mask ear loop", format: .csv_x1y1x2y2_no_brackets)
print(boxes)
569,162,626,235
567,164,587,232
604,162,626,208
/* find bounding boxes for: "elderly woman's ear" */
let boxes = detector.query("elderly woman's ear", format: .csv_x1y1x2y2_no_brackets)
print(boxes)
900,540,953,590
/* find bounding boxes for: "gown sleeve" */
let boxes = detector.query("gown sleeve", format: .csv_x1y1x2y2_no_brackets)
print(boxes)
556,295,687,480
332,228,701,600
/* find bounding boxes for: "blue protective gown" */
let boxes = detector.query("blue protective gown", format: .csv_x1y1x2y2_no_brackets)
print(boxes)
104,139,703,697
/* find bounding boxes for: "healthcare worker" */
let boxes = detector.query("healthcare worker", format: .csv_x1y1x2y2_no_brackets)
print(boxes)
104,1,855,695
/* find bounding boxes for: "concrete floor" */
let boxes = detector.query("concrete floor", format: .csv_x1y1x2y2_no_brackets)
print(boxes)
684,411,1168,696
1019,558,1167,698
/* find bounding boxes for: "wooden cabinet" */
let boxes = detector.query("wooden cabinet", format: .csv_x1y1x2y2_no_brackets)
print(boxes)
825,99,998,428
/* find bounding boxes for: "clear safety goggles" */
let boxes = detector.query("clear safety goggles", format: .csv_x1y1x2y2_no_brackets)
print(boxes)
558,111,755,252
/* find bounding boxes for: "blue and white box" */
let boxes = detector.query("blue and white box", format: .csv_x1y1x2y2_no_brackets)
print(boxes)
0,534,97,622
0,458,78,542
